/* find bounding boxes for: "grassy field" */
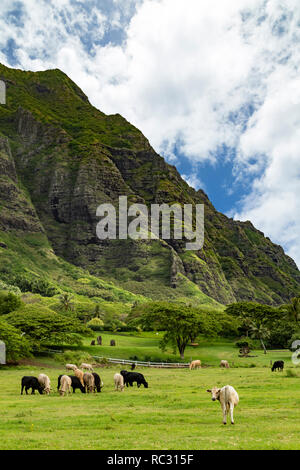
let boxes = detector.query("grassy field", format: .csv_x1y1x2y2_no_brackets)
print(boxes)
1,336,300,450
71,331,291,367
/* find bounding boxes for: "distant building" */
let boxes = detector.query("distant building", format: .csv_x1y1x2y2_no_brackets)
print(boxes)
0,341,6,364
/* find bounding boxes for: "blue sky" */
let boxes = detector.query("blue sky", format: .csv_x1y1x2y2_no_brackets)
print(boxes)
1,0,300,266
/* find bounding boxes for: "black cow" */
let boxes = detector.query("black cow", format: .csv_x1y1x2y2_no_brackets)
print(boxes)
92,372,103,392
120,370,148,388
271,360,284,372
57,375,86,393
21,376,44,395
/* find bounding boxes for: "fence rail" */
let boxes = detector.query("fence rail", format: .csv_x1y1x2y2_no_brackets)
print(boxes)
92,355,190,368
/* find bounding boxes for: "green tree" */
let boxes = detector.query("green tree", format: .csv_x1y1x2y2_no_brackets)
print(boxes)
282,297,300,324
0,319,32,361
87,317,104,331
225,301,282,322
94,304,104,319
3,304,90,349
250,321,270,354
238,315,253,337
130,302,219,359
58,293,74,312
0,291,22,316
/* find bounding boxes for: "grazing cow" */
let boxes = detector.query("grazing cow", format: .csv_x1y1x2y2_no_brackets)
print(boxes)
114,373,124,391
131,363,136,371
83,372,95,393
189,360,201,370
92,372,103,392
57,375,85,394
80,363,93,371
59,375,72,396
21,376,44,395
65,363,78,371
220,360,230,369
38,373,51,394
74,369,85,387
207,385,239,425
271,360,284,372
120,370,148,388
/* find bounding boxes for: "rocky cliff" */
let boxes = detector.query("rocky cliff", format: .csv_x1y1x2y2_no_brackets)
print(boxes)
0,63,299,305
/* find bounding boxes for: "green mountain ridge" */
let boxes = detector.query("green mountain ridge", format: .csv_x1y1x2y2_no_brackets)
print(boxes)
0,63,299,307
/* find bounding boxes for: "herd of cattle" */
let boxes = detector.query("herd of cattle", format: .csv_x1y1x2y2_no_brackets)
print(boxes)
19,358,285,425
20,363,148,397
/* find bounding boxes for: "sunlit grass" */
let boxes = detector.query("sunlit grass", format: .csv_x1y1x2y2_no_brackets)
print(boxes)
1,340,300,450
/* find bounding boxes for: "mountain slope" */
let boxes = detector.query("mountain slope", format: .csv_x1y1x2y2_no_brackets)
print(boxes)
0,63,299,306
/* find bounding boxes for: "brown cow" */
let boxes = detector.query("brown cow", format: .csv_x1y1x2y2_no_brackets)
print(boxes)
83,372,95,393
189,360,201,370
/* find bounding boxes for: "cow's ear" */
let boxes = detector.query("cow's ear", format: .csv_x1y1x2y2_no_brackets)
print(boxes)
206,389,211,393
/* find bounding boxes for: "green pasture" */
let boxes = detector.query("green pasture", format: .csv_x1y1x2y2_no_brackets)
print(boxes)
69,331,291,367
1,336,300,450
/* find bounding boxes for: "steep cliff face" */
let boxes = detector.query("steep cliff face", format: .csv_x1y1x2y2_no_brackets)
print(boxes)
0,135,43,233
0,63,299,305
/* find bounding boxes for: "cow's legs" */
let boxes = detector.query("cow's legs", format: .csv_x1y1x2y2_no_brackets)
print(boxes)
229,403,234,424
222,404,227,425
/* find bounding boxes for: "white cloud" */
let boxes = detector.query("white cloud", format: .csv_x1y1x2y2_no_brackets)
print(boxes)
1,0,300,266
182,173,204,192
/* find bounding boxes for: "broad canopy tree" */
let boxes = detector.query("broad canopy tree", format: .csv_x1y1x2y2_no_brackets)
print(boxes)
129,302,220,359
3,304,91,349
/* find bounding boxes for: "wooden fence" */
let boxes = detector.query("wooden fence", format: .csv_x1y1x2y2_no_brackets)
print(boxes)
92,356,190,368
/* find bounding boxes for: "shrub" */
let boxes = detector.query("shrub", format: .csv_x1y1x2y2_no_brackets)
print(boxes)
98,357,109,365
235,338,255,349
87,317,104,331
60,350,93,365
2,273,59,297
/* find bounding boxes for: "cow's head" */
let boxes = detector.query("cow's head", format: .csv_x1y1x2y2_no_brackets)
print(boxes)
206,387,221,401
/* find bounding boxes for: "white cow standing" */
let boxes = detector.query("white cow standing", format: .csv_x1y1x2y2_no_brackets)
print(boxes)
207,385,239,425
